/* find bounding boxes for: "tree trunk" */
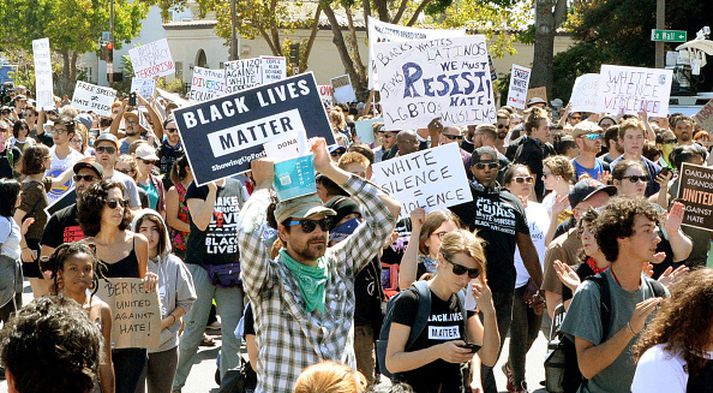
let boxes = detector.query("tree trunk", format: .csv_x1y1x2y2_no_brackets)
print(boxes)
530,0,567,97
322,3,367,98
60,50,71,96
373,0,389,22
302,4,323,71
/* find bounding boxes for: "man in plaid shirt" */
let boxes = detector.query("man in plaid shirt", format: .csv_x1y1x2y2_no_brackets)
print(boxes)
237,138,400,392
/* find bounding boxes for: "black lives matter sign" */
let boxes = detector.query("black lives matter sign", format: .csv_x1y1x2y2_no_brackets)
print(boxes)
677,163,713,232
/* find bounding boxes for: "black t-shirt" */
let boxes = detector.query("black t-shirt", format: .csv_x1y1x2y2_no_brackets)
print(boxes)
354,257,384,331
450,184,529,293
381,217,412,265
41,204,85,247
243,303,255,337
554,217,577,240
0,146,21,179
392,288,470,393
185,179,245,265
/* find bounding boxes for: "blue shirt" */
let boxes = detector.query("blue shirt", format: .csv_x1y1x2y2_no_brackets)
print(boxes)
571,158,609,181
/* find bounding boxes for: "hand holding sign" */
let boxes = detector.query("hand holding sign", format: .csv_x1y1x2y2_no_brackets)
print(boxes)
251,158,275,189
309,137,332,174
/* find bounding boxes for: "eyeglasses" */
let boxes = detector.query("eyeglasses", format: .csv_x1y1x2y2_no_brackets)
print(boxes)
623,175,648,183
105,198,128,209
474,162,499,170
286,218,332,233
95,146,116,154
663,139,677,144
513,176,534,184
53,128,69,134
444,134,463,140
582,133,602,141
432,231,448,240
571,116,582,120
383,133,397,139
139,158,157,165
116,168,135,175
73,174,96,182
330,151,344,157
70,138,82,144
443,254,481,279
165,128,178,134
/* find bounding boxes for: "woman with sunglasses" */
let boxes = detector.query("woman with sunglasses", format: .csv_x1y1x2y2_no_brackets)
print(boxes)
399,208,461,289
500,164,548,393
78,179,157,393
541,155,575,244
385,229,499,393
9,119,35,154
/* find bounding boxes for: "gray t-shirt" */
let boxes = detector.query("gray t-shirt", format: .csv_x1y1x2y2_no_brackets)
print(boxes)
560,269,664,393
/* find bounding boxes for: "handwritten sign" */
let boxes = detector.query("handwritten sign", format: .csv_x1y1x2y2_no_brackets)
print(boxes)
189,67,225,102
506,64,531,110
71,81,116,117
128,38,175,79
569,73,599,113
371,143,472,217
693,98,713,132
173,72,335,186
32,38,54,110
97,278,161,349
374,35,496,130
318,85,334,106
367,16,465,89
224,57,262,94
260,56,286,84
331,74,357,103
677,163,713,232
130,78,156,100
597,65,673,117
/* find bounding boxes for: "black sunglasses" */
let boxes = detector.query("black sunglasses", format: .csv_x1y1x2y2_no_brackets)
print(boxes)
286,218,332,233
73,174,96,182
443,254,481,279
623,175,648,183
474,162,499,170
95,146,116,154
496,124,508,129
105,198,128,209
444,134,463,140
512,176,534,184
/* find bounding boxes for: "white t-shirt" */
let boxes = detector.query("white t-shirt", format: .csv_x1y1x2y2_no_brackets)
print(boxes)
632,343,713,393
514,202,549,288
46,146,84,204
0,216,21,260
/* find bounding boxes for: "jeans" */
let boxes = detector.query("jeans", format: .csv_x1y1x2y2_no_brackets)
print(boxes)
146,347,178,393
113,347,147,393
508,285,543,386
481,290,513,393
172,264,244,390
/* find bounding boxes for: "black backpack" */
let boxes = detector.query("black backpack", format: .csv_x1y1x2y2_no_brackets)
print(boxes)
544,273,666,393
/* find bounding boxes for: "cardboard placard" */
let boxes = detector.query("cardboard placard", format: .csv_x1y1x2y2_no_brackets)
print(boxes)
263,131,302,160
569,73,599,113
374,35,496,130
506,64,531,110
367,16,466,89
260,56,287,84
44,188,76,218
71,81,117,117
32,38,54,110
677,162,713,232
224,57,263,94
371,143,473,217
693,98,713,132
128,38,175,79
173,72,335,186
96,278,162,349
355,117,383,145
596,64,673,117
331,74,357,104
189,67,226,102
526,87,548,104
130,78,156,99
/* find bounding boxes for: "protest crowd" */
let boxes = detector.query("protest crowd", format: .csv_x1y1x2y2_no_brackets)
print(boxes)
2,19,713,393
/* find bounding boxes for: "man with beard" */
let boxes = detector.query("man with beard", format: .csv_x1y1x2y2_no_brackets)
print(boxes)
571,121,610,181
236,138,400,393
92,133,141,209
672,116,694,146
157,116,184,189
117,111,144,154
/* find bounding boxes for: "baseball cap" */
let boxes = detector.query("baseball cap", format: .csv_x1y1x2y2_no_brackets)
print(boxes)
324,196,361,227
73,161,104,178
94,133,119,149
274,193,336,224
328,144,346,155
526,97,547,107
468,146,499,168
135,143,159,162
571,120,603,138
568,178,617,208
75,113,93,131
123,110,139,120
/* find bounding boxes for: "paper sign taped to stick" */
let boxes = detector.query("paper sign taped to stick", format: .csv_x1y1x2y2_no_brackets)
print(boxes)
97,278,161,349
371,143,472,217
693,98,713,132
129,38,175,79
367,16,465,89
355,117,383,145
130,78,156,99
260,56,287,84
569,73,599,113
190,67,225,102
506,64,531,110
71,81,116,117
374,35,496,130
596,64,673,117
676,162,713,232
32,38,54,110
331,74,357,104
173,72,335,186
526,87,548,104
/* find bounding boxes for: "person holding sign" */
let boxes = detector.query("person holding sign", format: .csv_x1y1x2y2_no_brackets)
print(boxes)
236,138,400,392
43,242,115,393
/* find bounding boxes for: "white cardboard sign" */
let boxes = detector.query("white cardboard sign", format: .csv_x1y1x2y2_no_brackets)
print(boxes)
596,65,673,117
331,74,357,103
130,78,156,99
189,67,226,102
71,81,116,117
506,64,531,110
32,38,54,110
569,73,600,113
224,57,263,94
129,38,175,79
260,56,287,84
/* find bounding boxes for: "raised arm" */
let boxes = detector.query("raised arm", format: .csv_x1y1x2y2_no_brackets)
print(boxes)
399,208,425,289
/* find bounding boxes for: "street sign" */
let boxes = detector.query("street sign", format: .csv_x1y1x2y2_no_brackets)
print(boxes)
651,29,687,42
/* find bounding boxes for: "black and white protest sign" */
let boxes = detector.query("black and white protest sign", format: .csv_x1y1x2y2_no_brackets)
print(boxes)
32,38,54,110
371,143,472,217
97,278,161,349
374,35,496,130
224,58,262,94
597,65,673,117
506,64,530,110
677,163,713,232
128,38,175,79
174,72,335,186
71,81,116,117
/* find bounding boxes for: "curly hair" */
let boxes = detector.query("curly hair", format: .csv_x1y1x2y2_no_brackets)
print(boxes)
77,180,132,236
439,228,487,281
593,198,662,262
543,155,576,183
632,268,713,376
418,210,462,255
0,295,103,393
40,242,106,297
21,144,50,175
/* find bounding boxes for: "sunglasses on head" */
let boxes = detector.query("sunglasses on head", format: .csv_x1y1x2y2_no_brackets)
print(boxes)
105,198,128,209
582,133,602,140
95,146,116,154
286,218,332,233
474,162,499,170
443,254,481,279
513,176,534,184
444,134,463,140
73,174,96,182
623,175,648,183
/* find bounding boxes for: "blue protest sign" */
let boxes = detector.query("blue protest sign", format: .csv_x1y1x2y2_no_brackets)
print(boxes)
173,72,334,186
0,65,16,85
274,154,317,201
355,117,383,145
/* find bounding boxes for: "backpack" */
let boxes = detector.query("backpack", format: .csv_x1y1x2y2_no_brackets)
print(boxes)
544,273,666,393
375,280,467,381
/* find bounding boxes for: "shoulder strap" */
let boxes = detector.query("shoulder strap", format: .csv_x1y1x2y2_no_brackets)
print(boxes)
585,273,612,340
645,276,667,298
457,289,468,338
405,281,432,349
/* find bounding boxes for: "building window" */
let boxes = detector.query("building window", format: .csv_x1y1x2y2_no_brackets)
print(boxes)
175,62,183,80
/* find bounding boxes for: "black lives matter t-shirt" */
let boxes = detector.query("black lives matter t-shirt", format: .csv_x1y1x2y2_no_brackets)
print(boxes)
450,185,529,293
185,179,245,266
41,204,85,247
392,288,469,393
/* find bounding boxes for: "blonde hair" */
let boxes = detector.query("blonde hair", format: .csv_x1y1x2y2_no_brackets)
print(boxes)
543,155,576,183
439,229,487,280
293,361,367,393
338,152,370,170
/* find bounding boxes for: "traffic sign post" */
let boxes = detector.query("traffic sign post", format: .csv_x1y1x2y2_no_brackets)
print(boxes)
651,29,687,42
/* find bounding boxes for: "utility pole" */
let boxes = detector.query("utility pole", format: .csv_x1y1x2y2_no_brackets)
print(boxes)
109,0,115,83
655,0,665,68
230,0,238,60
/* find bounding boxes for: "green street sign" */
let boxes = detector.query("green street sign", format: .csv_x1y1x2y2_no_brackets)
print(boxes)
651,29,687,42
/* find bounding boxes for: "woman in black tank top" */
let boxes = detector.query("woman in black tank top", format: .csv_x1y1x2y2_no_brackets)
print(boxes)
78,179,158,393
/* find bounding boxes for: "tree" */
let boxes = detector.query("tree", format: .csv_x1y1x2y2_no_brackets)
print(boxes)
0,0,148,95
529,0,566,95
